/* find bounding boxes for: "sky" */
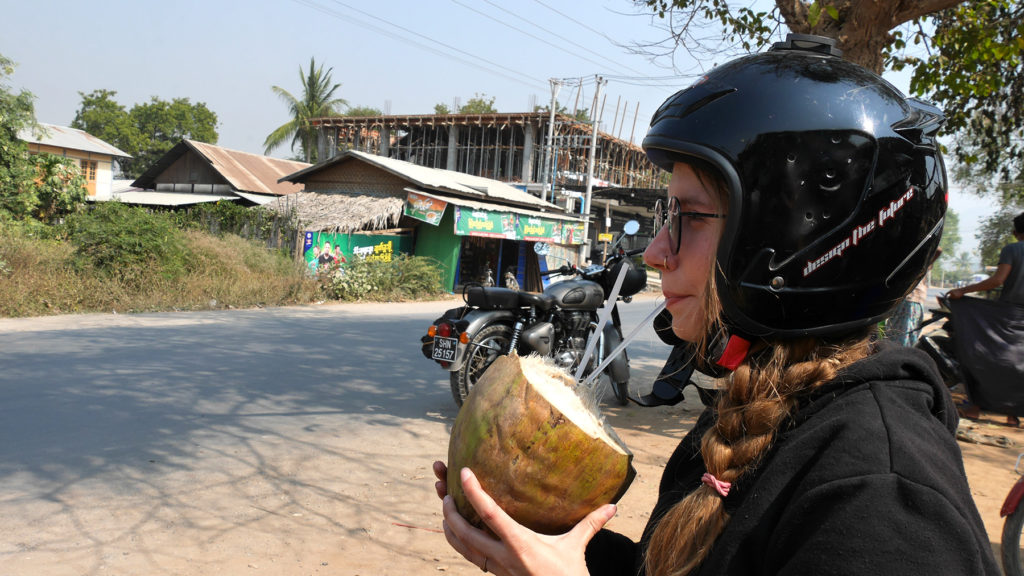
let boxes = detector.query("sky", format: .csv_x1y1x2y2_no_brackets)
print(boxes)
3,0,998,262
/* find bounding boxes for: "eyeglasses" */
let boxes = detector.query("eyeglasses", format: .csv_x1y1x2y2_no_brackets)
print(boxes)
653,197,727,254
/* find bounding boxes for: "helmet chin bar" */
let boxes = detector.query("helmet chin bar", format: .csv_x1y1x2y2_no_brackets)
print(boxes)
631,318,754,408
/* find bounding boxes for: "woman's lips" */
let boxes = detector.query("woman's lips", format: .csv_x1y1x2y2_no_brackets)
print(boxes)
663,293,690,307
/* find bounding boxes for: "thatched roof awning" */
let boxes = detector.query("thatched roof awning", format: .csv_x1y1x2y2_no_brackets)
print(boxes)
265,191,404,234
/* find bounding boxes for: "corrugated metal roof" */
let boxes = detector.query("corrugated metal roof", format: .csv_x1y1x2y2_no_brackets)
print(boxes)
111,190,238,206
233,191,280,205
19,123,131,158
185,140,309,196
282,150,560,212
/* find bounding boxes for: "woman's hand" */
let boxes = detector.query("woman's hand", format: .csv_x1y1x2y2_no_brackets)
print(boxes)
432,461,615,576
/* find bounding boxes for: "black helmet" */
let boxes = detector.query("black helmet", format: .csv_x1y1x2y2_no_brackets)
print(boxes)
644,34,947,338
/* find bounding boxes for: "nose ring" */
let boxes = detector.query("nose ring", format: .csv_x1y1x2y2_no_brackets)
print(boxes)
663,256,668,269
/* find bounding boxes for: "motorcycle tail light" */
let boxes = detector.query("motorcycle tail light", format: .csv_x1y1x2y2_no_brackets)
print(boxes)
427,325,437,338
440,361,450,369
459,332,470,344
438,322,452,338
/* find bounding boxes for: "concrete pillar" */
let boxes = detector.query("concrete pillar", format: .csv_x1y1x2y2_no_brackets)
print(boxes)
522,123,536,183
380,126,390,156
447,125,459,171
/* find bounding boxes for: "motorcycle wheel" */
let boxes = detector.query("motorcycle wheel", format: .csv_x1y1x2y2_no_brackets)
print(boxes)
450,324,513,407
1003,502,1024,576
610,380,629,406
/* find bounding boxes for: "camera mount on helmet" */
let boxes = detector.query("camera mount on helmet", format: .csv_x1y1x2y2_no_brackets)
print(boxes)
770,33,842,57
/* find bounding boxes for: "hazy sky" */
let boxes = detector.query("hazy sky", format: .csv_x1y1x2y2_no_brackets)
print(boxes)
4,0,996,260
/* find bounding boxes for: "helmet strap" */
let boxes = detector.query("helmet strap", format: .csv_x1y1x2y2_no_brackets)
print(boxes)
694,323,755,377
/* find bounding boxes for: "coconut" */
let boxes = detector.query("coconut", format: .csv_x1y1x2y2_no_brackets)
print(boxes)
446,353,635,535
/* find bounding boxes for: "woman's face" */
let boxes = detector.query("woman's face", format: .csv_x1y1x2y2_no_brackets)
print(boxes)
643,162,724,343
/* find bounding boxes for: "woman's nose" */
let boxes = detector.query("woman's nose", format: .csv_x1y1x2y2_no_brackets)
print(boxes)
643,229,669,269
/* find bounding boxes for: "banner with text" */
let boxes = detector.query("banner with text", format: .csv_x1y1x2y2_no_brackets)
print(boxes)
452,206,583,245
302,231,413,274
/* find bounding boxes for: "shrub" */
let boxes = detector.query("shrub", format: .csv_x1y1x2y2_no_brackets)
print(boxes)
327,254,443,301
65,202,188,286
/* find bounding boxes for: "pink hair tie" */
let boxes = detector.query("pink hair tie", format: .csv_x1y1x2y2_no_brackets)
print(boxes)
701,472,731,498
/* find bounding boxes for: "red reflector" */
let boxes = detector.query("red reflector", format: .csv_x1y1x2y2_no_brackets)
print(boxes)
440,361,450,369
438,322,452,338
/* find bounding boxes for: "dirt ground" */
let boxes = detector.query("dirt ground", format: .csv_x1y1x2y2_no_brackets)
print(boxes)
3,301,1020,576
347,402,1024,576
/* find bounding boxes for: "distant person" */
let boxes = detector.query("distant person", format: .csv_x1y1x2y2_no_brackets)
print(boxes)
948,212,1024,305
885,246,942,346
948,212,1024,427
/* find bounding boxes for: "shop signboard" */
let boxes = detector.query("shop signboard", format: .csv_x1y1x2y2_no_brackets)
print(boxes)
518,216,562,243
452,206,583,245
453,206,517,239
404,191,447,226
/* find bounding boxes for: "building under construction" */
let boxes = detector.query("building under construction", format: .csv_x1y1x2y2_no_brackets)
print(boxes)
311,112,663,196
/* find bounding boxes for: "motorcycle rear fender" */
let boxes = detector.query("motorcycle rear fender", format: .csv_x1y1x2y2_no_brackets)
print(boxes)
445,309,516,372
1003,474,1024,517
422,306,468,360
602,323,630,384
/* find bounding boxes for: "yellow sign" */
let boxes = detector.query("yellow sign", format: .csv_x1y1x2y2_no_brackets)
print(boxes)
598,233,614,243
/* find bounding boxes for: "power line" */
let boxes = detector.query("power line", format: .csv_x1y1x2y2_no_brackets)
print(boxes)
289,0,548,92
448,0,638,79
478,0,649,77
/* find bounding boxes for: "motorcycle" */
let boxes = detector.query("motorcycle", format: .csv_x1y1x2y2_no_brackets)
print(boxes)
1002,454,1024,576
421,221,647,407
917,296,1024,575
915,295,1024,415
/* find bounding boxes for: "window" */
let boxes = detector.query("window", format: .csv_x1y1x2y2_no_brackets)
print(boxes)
79,159,97,181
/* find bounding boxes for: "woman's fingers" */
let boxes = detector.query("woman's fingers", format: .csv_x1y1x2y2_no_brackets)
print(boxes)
433,460,448,499
442,494,495,571
458,467,524,545
567,503,617,545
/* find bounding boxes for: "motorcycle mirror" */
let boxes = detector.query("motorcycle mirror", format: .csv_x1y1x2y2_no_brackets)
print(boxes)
623,220,640,236
533,242,551,256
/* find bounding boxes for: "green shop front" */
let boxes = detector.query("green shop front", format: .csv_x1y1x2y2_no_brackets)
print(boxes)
404,190,584,293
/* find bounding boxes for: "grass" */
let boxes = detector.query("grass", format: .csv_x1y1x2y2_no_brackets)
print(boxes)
0,201,448,317
0,226,322,317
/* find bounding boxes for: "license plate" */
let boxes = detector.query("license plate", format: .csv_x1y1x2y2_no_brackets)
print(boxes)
432,336,458,362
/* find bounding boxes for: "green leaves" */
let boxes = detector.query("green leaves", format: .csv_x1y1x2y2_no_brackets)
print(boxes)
1,54,87,223
71,90,219,179
897,0,1024,197
264,57,347,163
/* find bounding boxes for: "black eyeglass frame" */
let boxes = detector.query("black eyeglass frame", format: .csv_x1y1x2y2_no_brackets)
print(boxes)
653,197,727,254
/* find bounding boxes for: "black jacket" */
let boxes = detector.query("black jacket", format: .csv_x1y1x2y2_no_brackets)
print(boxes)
586,345,998,575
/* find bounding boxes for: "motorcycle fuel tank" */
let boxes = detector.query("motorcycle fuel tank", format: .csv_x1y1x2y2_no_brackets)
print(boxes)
544,279,604,310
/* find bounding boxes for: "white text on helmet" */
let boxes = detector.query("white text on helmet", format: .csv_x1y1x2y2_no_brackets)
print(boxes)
802,186,916,278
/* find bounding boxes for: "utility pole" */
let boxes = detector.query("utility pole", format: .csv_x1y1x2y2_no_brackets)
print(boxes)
541,79,560,203
580,74,606,265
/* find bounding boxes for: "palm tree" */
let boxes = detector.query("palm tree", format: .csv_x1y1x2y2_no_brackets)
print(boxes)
264,58,348,163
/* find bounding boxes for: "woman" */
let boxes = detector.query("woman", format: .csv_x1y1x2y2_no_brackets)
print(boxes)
433,35,998,575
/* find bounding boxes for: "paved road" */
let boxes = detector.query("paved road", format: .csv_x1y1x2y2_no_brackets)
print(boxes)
0,296,675,575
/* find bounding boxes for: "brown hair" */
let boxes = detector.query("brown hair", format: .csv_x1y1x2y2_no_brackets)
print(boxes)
645,161,873,576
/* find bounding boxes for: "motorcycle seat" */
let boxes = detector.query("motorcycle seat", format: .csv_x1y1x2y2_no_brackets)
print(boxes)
465,286,521,310
517,291,556,311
